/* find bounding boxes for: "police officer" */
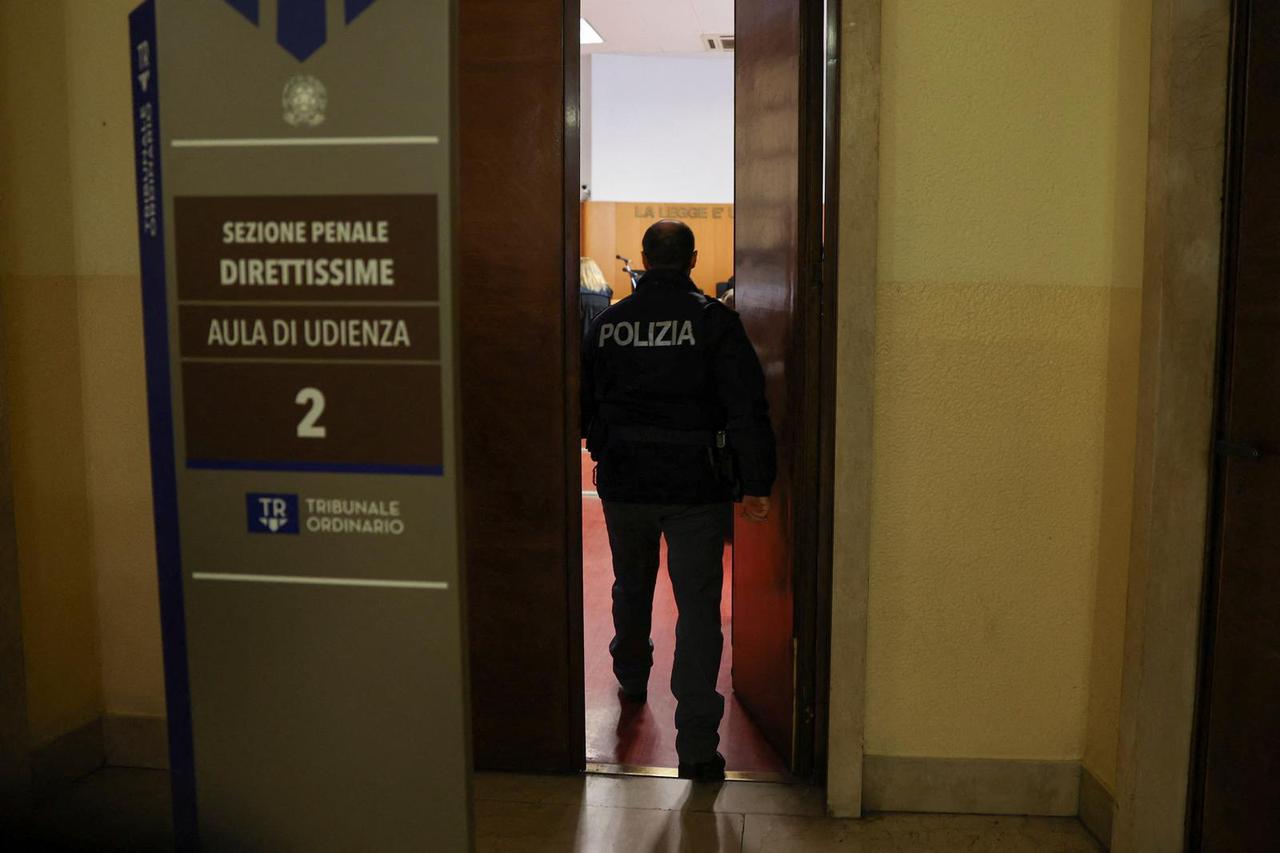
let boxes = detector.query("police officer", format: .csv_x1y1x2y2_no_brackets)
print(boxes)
581,219,776,782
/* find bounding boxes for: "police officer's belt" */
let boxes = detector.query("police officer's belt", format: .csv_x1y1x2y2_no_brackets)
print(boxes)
610,425,716,446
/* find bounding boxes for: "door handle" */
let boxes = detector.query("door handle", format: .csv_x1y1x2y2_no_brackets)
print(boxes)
1214,439,1263,459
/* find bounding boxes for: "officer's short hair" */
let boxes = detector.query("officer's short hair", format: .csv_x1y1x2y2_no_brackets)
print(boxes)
642,220,696,269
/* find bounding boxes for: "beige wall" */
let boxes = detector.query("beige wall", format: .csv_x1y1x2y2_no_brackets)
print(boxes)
831,0,1152,786
65,0,165,721
0,0,165,744
1,0,101,748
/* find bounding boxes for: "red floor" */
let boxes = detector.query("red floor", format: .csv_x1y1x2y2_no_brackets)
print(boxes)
582,450,786,773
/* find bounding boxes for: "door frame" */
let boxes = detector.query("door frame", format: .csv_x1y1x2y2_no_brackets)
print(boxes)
793,0,844,782
823,0,879,816
1110,0,1234,849
1186,0,1261,846
562,0,586,774
564,0,842,781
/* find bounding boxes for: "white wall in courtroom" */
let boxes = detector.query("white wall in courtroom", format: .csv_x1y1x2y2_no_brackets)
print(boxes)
584,53,734,204
580,53,593,197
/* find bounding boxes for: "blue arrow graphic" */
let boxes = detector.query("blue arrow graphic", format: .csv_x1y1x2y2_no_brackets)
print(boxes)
277,0,327,62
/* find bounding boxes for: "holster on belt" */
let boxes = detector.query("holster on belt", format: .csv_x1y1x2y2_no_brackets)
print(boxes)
586,418,610,460
711,431,743,502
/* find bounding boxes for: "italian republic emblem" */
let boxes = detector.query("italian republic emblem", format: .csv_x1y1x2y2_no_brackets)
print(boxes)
282,74,327,127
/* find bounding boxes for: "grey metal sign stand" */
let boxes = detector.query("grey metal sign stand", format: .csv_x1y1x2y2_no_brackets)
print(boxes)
129,1,470,849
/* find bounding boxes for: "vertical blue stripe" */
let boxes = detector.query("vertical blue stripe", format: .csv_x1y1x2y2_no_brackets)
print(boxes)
129,2,197,848
223,0,259,25
277,0,327,61
345,0,378,24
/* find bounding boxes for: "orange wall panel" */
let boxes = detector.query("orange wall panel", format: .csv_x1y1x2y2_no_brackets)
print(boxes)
581,201,734,300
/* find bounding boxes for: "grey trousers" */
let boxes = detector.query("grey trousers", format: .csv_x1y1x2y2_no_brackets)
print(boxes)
601,500,728,764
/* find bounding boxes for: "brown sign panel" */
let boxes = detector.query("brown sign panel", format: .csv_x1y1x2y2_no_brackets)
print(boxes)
174,192,444,473
182,362,442,472
179,305,441,361
175,195,439,302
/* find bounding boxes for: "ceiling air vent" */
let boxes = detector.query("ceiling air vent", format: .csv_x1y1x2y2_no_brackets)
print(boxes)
703,34,735,52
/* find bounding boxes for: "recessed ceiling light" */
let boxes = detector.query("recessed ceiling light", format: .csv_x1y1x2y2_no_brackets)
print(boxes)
580,18,604,45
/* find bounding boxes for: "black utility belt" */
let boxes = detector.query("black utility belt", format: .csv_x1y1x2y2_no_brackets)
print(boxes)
610,425,719,446
602,423,741,499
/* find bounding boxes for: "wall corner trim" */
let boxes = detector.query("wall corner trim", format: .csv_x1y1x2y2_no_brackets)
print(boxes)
1112,1,1232,850
1079,766,1117,849
826,0,882,820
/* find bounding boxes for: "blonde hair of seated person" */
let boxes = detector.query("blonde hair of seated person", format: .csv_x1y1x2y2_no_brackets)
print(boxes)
580,257,611,294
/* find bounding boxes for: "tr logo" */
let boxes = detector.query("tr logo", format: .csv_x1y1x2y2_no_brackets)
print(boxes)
223,0,379,62
247,493,300,535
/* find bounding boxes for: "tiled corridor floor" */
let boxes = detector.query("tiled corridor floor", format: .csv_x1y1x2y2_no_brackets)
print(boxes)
6,768,1105,852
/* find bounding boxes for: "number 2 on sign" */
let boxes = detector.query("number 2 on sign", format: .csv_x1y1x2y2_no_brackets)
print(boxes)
295,387,327,438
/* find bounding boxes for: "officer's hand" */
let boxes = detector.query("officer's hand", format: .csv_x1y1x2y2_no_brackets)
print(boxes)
741,496,770,523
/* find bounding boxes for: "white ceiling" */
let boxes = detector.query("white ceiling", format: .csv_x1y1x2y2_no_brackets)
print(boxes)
581,0,733,56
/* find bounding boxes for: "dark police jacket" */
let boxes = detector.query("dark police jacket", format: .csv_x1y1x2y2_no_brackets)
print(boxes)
581,268,776,504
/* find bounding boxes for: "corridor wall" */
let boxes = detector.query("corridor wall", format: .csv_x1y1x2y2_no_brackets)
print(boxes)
831,0,1153,815
0,0,164,769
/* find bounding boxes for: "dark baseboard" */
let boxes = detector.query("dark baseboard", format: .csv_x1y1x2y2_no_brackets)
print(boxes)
27,712,170,803
29,717,104,799
104,714,169,770
863,755,1080,816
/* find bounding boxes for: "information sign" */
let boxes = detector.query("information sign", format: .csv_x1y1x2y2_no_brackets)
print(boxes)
129,2,469,850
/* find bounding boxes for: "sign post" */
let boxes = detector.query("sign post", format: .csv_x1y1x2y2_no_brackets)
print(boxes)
129,2,469,849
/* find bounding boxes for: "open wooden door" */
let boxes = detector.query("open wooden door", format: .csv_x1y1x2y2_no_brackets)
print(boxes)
458,0,583,772
1190,1,1280,846
732,0,832,777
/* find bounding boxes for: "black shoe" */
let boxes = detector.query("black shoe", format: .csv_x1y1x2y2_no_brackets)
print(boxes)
677,751,726,782
618,686,647,704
